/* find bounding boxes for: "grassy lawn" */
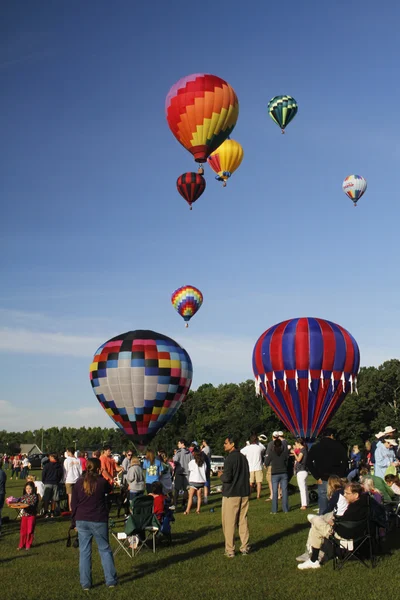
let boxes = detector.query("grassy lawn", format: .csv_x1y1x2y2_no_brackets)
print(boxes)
1,470,399,600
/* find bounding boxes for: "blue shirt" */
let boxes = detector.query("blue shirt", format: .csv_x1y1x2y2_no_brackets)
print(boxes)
374,441,395,479
142,458,162,484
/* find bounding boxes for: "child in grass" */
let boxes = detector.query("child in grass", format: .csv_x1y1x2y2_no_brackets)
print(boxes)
149,481,165,520
16,481,38,550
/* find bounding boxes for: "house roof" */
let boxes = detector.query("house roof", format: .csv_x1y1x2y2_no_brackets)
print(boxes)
19,444,42,455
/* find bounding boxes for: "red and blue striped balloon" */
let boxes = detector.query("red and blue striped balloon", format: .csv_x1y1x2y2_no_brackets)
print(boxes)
252,317,360,440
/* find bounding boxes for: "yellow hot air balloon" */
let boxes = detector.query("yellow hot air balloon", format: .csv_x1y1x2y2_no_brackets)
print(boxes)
207,139,244,187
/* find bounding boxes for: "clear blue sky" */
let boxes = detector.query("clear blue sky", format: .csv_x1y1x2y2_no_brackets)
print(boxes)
1,0,399,431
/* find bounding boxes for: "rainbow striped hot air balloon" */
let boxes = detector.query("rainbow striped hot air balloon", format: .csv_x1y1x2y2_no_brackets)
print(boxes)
166,73,239,164
207,138,244,186
171,285,203,327
342,174,367,206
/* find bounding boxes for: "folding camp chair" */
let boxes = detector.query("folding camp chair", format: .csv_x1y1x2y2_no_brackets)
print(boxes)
110,518,138,558
112,495,160,557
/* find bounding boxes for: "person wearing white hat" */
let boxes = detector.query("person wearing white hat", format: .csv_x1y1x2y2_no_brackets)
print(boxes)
374,437,399,479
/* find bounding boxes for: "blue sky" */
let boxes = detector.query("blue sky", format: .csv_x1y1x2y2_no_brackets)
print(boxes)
1,1,399,432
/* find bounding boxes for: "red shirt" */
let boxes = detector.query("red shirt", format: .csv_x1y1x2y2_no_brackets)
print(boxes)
79,457,87,472
152,494,165,518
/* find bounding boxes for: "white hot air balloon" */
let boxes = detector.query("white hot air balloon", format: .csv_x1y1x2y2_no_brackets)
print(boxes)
342,174,367,206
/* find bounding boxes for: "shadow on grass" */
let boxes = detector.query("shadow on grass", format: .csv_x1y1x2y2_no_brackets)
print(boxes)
251,522,309,552
0,553,34,565
111,523,310,587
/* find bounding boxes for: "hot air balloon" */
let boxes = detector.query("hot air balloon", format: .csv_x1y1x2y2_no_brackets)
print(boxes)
89,330,193,447
342,175,367,206
176,172,206,209
268,95,298,133
252,318,360,440
166,73,239,164
171,285,203,327
207,138,244,187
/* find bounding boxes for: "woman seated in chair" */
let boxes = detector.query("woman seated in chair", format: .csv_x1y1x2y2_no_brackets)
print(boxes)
384,474,400,497
297,482,368,570
297,475,347,564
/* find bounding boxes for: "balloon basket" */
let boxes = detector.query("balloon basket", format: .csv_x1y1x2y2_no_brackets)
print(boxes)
190,205,192,210
185,323,189,328
197,167,204,175
281,130,285,134
222,181,227,187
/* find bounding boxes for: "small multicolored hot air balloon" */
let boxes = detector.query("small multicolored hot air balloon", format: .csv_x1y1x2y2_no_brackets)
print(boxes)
268,95,298,133
166,73,239,163
207,138,244,187
89,330,193,447
171,285,203,327
176,172,206,209
252,317,360,440
342,175,367,207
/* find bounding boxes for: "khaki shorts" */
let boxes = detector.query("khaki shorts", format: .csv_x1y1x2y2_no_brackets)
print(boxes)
249,470,263,484
65,483,75,494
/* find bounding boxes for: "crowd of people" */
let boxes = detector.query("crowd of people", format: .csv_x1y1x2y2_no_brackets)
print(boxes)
0,427,399,588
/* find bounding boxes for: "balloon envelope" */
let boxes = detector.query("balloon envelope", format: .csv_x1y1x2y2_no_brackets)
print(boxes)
207,138,244,183
176,172,206,208
90,330,193,446
171,285,203,324
268,95,298,131
252,317,360,440
166,73,239,162
342,174,367,205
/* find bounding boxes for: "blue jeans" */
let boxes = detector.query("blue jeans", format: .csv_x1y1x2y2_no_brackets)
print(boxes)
318,480,328,515
76,521,117,589
271,473,289,513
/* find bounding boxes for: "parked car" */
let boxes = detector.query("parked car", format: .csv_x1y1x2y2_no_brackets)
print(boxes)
210,455,225,476
28,453,48,468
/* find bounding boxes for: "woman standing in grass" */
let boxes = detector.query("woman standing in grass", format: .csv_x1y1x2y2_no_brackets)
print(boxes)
142,449,162,494
71,458,117,591
185,450,207,515
264,439,289,513
16,481,38,550
293,439,308,510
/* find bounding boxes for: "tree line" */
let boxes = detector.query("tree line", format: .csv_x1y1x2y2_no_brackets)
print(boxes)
1,359,399,456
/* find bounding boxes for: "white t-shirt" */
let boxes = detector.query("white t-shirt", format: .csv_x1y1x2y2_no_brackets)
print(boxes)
188,459,207,484
35,481,45,498
241,443,265,472
63,456,82,484
335,493,348,516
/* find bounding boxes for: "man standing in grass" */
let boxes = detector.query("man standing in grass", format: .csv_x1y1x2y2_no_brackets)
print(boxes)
63,447,82,511
219,435,250,558
241,432,266,499
306,428,348,515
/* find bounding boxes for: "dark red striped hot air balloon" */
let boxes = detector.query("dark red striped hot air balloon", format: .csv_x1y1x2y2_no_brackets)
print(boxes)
176,172,206,209
252,317,360,441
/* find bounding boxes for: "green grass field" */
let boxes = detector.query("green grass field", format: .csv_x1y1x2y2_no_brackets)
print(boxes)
1,471,399,600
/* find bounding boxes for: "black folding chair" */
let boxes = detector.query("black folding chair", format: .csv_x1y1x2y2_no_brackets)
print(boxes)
330,518,377,570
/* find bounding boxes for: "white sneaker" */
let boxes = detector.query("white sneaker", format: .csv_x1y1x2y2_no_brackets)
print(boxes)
296,552,310,562
298,559,320,570
307,514,316,523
